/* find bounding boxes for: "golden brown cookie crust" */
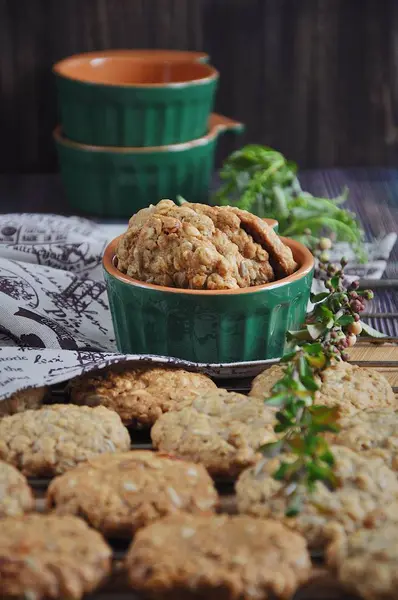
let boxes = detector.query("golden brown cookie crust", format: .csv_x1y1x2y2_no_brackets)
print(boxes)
116,200,280,290
327,524,398,600
126,514,311,600
0,386,47,417
47,451,218,537
230,206,297,277
0,404,131,476
0,514,111,600
151,389,277,477
249,364,287,399
236,445,398,550
250,362,396,417
0,460,34,517
316,361,396,417
69,365,217,426
190,202,297,275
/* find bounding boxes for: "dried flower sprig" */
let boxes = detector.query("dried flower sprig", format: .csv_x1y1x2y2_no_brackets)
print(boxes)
260,253,375,515
288,256,373,354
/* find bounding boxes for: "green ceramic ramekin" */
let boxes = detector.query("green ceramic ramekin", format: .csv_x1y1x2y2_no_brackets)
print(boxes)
54,114,244,218
103,234,314,363
53,50,218,147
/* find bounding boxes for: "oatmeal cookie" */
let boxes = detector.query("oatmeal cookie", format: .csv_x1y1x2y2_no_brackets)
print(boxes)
316,361,396,416
250,361,395,417
116,199,281,290
47,451,218,537
326,409,398,470
126,514,311,600
327,524,398,600
236,445,398,550
190,202,297,275
0,460,34,518
151,389,277,477
69,364,216,426
0,404,131,477
0,386,47,417
0,514,111,600
353,498,398,530
249,364,286,399
230,206,297,277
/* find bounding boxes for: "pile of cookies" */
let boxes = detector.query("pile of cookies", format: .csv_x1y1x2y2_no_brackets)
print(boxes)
0,359,397,600
116,200,298,289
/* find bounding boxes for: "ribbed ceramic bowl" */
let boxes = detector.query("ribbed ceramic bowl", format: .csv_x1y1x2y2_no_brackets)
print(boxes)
103,233,314,363
54,113,244,218
53,50,218,147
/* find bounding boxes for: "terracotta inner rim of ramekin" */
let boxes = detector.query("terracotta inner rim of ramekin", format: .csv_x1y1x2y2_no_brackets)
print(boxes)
53,54,218,87
103,234,315,296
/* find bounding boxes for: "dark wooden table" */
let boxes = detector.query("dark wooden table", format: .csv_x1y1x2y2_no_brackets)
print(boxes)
0,169,397,333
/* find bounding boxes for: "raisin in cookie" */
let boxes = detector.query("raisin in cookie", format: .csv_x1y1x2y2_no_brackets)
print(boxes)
0,514,111,600
0,460,34,517
126,514,311,600
250,362,396,417
0,386,47,417
0,404,131,476
69,365,216,426
47,451,218,537
236,445,398,551
116,200,277,289
151,389,277,477
327,524,398,600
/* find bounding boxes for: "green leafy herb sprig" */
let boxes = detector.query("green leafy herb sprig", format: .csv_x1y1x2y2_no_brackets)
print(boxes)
260,254,374,516
213,145,365,260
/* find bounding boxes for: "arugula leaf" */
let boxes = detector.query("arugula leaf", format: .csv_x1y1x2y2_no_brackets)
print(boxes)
213,145,365,260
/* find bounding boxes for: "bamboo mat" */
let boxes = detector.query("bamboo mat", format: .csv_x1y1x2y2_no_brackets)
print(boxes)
29,338,398,600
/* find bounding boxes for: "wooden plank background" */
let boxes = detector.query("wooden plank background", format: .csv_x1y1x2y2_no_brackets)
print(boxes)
1,0,398,173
